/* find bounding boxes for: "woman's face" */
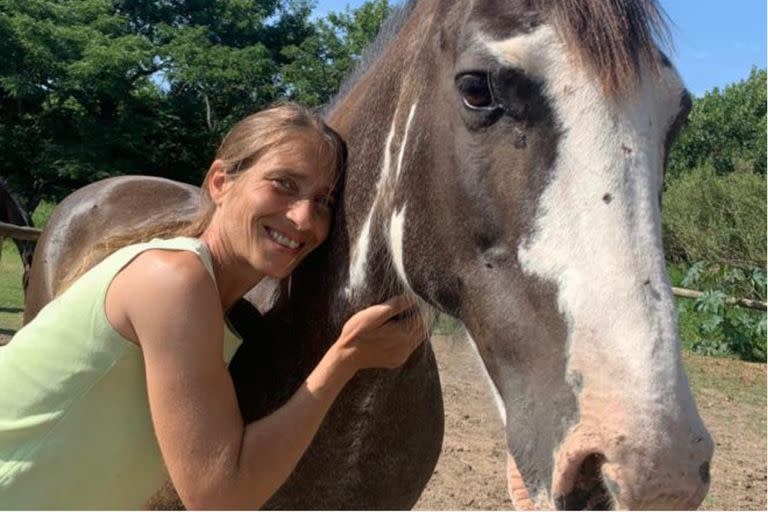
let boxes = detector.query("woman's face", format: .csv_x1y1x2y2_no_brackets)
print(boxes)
211,134,337,279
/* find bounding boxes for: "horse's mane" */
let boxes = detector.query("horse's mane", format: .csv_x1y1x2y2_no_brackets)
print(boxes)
533,0,671,94
325,0,670,109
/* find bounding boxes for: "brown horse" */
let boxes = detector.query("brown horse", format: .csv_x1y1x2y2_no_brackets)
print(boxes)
24,0,713,509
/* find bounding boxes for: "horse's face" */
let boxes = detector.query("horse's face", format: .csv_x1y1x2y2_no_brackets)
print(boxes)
391,0,713,509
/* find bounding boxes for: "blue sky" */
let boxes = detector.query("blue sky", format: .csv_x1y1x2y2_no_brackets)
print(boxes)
312,0,766,97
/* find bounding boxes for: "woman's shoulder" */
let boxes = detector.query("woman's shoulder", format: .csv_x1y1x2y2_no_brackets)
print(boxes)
124,247,216,300
104,240,224,350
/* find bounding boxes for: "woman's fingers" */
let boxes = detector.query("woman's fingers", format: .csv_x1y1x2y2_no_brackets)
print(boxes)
337,294,428,370
355,294,417,329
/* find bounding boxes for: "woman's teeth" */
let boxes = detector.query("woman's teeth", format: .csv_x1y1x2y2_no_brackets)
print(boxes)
266,227,301,249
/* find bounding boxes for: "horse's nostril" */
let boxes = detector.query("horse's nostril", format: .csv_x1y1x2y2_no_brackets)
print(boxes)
699,461,711,485
558,453,614,510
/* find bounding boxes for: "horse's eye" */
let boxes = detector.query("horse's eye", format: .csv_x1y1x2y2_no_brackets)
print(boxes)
456,73,495,109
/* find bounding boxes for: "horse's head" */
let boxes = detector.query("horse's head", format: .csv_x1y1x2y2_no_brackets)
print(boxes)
331,0,713,508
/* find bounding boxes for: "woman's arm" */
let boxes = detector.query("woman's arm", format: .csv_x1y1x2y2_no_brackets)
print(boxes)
112,250,422,509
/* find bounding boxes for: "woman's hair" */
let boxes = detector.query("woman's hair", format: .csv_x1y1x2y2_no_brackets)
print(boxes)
59,102,346,293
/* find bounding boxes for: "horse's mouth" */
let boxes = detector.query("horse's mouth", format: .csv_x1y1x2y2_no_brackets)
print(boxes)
553,453,615,510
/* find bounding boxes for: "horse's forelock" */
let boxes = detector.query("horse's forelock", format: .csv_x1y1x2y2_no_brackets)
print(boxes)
326,0,671,111
533,0,671,95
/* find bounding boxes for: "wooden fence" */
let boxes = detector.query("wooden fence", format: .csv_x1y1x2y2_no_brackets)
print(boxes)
0,221,41,241
0,220,764,312
672,286,767,312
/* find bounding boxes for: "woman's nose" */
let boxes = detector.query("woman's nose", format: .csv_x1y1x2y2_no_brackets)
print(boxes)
286,198,316,230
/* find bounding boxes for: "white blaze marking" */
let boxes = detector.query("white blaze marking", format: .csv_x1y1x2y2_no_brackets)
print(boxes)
483,26,704,444
467,333,507,425
348,214,374,294
396,103,417,179
388,206,409,286
347,102,419,297
348,110,400,294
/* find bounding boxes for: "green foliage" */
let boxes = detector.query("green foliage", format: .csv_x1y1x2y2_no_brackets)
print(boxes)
0,240,24,333
668,68,766,177
677,261,766,362
0,0,388,205
31,199,55,228
662,164,766,266
433,314,462,335
0,0,159,205
280,0,392,106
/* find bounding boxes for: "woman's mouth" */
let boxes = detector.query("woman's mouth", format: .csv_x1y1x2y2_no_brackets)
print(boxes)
265,226,303,251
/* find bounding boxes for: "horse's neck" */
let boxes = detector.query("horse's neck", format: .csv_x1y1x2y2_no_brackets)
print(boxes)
264,0,437,371
1,190,32,226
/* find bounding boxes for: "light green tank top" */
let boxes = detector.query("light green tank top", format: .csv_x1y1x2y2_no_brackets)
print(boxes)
0,237,242,509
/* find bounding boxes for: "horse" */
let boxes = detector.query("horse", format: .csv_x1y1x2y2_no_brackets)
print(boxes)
23,0,714,509
0,177,35,291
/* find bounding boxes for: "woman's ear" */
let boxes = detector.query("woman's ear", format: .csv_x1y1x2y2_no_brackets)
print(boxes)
207,160,229,206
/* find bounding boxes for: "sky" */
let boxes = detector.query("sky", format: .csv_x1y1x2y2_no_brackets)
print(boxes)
312,0,767,97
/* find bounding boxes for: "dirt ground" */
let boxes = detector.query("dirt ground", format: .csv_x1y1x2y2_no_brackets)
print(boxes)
415,334,767,510
2,331,764,510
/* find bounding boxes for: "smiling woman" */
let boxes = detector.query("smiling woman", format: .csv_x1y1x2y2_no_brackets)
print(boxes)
0,103,428,509
60,104,345,292
200,133,339,305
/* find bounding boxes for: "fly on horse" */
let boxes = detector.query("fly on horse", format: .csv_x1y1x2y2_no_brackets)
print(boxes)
24,0,713,509
0,178,35,291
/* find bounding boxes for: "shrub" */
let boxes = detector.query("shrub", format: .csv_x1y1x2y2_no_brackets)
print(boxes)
667,68,766,177
676,262,766,362
662,165,766,266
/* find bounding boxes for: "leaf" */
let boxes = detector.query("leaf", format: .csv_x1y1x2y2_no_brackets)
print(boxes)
693,289,727,314
682,261,708,288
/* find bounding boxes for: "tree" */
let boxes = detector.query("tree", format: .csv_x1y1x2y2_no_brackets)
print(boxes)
668,67,766,178
280,0,392,107
0,0,157,208
0,0,320,204
0,0,394,205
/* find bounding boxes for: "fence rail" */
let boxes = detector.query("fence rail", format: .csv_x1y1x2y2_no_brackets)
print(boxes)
0,221,42,241
672,286,767,312
1,223,765,313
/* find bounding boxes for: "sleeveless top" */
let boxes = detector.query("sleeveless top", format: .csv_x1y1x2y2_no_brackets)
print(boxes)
0,237,242,509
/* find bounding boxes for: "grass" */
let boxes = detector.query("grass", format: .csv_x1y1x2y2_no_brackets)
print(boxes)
0,240,24,335
31,200,55,228
0,199,55,336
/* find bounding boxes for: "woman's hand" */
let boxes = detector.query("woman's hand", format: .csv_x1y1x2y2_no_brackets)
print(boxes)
335,295,427,371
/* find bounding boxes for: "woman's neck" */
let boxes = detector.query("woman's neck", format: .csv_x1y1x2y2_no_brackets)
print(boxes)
199,229,264,311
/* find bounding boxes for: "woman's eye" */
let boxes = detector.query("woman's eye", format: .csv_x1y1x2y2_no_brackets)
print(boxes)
274,178,296,192
456,73,495,109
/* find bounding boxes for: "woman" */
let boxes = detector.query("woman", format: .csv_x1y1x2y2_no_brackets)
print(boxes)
0,104,425,509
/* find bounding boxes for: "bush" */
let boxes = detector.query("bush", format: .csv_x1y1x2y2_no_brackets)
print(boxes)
676,262,766,362
662,165,766,266
667,68,766,177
